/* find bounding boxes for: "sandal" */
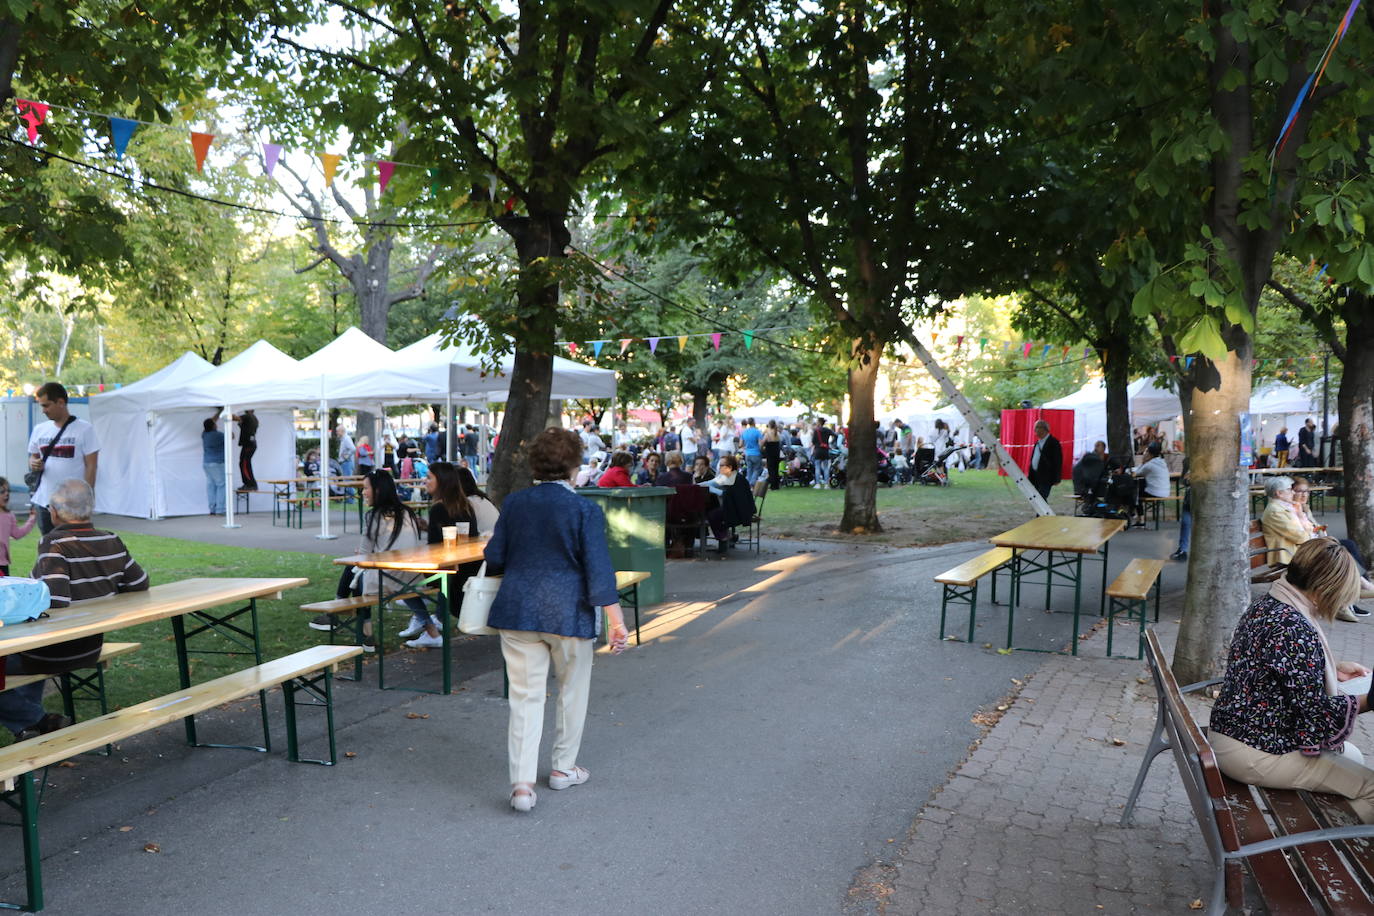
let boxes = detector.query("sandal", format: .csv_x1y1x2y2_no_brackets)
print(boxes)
549,765,590,790
510,783,536,812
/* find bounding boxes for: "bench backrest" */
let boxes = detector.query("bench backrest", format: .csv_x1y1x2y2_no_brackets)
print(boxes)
1247,519,1270,570
1144,630,1242,859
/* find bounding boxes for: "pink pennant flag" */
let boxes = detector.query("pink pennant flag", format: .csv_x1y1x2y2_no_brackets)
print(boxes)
711,332,721,351
1021,342,1033,358
190,132,214,172
567,342,578,355
15,100,49,143
956,335,964,347
648,337,660,354
262,142,282,177
378,161,396,194
619,339,632,355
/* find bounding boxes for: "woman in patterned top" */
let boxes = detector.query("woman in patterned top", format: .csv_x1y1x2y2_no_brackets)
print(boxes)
1210,538,1374,820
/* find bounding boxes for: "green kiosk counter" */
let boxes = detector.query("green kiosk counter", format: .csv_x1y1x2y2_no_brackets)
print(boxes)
575,486,673,605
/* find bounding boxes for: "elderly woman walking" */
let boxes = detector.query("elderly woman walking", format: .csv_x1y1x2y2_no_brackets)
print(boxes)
484,428,630,812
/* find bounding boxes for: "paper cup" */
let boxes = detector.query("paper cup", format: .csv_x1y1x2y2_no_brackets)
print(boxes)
442,526,459,543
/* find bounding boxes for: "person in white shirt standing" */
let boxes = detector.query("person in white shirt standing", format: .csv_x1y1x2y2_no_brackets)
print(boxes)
679,418,699,464
27,382,99,535
714,416,737,469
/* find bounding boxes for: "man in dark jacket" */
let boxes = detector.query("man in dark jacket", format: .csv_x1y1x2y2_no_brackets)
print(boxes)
0,479,148,740
1027,419,1063,502
1072,440,1108,498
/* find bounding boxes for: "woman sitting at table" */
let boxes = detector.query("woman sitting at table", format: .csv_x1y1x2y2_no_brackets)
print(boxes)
457,466,500,535
597,451,637,488
393,462,480,648
1210,538,1374,820
634,451,662,486
702,454,756,555
309,470,428,651
691,454,714,484
1262,475,1373,621
484,427,629,812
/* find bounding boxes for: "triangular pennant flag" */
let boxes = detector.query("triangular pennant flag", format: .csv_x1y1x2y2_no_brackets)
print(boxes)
592,340,605,358
678,335,688,352
190,131,214,172
567,342,578,355
711,332,721,351
1169,355,1178,364
1022,342,1033,358
1061,345,1070,358
429,168,441,198
979,338,988,352
743,331,754,350
619,339,632,355
1184,356,1193,369
262,142,282,177
378,161,396,194
108,117,137,160
1041,344,1051,358
648,337,660,354
956,335,964,347
319,152,341,186
1003,340,1011,352
1084,346,1092,358
15,100,49,144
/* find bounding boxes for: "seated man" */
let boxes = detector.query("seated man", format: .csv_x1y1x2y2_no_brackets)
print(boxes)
703,455,757,555
1072,441,1108,498
0,480,149,741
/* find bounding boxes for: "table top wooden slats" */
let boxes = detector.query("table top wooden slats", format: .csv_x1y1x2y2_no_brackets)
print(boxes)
0,578,309,658
989,517,1127,554
333,538,488,572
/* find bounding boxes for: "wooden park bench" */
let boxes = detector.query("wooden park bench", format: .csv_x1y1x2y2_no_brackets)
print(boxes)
1142,494,1182,530
934,548,1014,643
0,644,362,913
1104,559,1163,659
1247,518,1287,586
1,642,141,747
1122,629,1374,915
301,587,442,679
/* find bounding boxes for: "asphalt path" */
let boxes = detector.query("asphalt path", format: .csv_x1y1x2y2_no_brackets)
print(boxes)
0,533,1145,915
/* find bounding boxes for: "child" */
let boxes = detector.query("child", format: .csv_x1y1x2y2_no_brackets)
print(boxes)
0,477,36,576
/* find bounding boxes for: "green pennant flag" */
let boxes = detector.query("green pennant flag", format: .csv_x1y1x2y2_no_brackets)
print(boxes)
743,331,754,350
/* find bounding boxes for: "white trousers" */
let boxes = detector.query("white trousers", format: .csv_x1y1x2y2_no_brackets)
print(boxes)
498,629,595,785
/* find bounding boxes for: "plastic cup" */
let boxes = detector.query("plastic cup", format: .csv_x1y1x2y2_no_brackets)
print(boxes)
442,526,458,543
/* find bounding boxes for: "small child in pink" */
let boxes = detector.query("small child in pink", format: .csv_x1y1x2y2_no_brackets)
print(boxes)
0,477,36,576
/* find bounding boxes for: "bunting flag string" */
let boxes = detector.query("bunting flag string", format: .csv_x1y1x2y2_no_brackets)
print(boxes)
1270,0,1361,161
619,339,632,355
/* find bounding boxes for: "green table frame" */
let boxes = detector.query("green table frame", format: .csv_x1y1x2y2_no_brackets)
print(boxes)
1005,540,1113,656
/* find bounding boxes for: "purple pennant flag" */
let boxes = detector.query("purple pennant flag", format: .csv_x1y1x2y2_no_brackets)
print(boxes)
262,142,282,177
648,337,660,354
108,117,137,160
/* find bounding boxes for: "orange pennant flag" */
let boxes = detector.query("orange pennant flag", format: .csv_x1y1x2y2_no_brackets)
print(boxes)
190,132,214,172
320,152,341,186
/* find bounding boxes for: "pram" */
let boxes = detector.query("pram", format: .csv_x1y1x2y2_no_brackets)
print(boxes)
780,445,815,487
1081,467,1138,520
918,445,968,487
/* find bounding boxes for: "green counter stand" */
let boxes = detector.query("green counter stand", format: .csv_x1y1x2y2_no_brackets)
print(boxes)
575,486,673,606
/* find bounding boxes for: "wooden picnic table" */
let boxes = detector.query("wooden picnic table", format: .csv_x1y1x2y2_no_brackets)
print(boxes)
0,578,309,749
988,516,1127,655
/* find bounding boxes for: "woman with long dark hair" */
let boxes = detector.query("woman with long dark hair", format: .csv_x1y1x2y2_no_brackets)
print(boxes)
398,462,482,647
309,470,427,651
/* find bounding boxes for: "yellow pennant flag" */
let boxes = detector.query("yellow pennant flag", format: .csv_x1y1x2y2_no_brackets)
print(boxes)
677,336,688,352
320,152,341,186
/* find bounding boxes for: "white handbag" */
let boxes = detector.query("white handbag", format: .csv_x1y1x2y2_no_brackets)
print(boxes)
458,562,501,635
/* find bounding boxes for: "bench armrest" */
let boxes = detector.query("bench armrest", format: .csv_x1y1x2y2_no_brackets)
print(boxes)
1180,677,1223,695
1231,822,1374,859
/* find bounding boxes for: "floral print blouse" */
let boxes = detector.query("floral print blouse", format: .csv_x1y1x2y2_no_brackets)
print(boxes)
1210,594,1358,756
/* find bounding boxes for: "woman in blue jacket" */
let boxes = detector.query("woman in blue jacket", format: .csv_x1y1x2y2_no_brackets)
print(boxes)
484,428,630,813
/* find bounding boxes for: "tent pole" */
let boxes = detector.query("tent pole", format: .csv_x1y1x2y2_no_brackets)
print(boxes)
317,399,336,540
222,405,240,529
146,411,159,520
446,393,453,461
478,410,489,483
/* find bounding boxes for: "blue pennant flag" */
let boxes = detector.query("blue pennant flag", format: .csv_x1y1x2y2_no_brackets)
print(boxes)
592,340,605,358
109,117,138,160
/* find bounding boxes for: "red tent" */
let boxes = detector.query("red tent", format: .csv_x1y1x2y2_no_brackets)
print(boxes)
999,408,1074,480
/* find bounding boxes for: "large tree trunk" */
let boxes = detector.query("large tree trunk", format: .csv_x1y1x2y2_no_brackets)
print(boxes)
691,390,709,431
1102,337,1133,460
1173,350,1253,684
1340,304,1374,567
355,238,394,343
840,339,882,533
486,214,568,505
0,20,19,107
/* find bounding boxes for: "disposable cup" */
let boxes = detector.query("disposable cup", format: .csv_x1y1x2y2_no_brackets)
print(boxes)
442,526,458,543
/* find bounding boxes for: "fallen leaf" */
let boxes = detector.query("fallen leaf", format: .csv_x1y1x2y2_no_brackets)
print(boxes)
404,713,430,720
1137,677,1150,685
119,826,133,833
1189,900,1204,910
1010,679,1023,686
58,761,76,768
996,705,1009,712
344,751,357,758
1109,738,1127,747
943,635,959,641
143,843,160,853
982,643,993,649
996,648,1013,655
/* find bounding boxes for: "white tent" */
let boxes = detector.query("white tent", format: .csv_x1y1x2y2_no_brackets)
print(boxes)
1043,376,1183,463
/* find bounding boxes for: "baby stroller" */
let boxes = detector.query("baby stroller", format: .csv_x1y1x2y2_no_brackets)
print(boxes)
780,445,815,487
918,445,968,487
1084,464,1138,520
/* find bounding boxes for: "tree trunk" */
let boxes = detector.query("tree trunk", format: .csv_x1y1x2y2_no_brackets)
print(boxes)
1340,304,1374,567
1102,339,1133,460
1172,350,1253,684
355,238,394,344
840,339,882,533
691,390,709,431
0,20,19,107
486,214,568,505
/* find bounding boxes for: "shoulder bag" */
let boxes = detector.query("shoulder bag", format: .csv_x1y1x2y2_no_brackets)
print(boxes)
24,416,77,492
458,562,501,635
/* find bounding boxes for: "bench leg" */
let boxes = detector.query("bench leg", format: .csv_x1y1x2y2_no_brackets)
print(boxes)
58,665,116,756
1121,692,1173,827
282,668,339,766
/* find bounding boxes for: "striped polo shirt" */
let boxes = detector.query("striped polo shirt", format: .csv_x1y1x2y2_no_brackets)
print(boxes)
24,524,149,672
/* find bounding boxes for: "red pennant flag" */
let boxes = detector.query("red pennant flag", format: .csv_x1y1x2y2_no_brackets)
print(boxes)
1061,346,1070,358
567,342,578,355
1169,355,1178,364
378,161,396,194
1021,342,1033,358
15,100,49,143
190,132,214,172
956,335,964,347
711,332,721,351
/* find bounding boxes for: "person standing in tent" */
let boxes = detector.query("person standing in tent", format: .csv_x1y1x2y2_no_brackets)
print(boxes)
27,382,99,534
202,416,226,515
233,409,259,491
1275,427,1291,468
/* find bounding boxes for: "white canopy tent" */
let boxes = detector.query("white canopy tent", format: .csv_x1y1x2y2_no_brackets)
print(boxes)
1043,376,1183,464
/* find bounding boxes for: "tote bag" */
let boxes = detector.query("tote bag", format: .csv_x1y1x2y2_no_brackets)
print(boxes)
458,562,501,635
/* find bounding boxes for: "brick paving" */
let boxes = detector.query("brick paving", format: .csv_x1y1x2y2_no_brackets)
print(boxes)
884,596,1374,915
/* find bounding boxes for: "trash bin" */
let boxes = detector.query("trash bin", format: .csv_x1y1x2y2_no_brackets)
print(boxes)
575,486,673,605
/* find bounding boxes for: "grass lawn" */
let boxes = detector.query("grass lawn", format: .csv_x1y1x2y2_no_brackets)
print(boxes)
5,529,346,733
762,468,1080,547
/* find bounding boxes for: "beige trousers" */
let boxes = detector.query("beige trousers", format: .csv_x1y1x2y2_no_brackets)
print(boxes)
1212,731,1374,822
498,629,594,786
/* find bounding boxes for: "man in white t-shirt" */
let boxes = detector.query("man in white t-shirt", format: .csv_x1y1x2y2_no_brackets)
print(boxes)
679,418,699,463
578,420,605,462
713,417,737,467
27,382,99,534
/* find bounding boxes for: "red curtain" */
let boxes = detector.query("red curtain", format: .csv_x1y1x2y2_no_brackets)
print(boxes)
999,408,1074,480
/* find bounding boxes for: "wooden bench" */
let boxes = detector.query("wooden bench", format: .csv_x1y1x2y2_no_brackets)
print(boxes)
301,588,441,679
1104,559,1163,659
0,644,362,912
615,571,651,645
1247,519,1286,585
1123,629,1374,915
934,548,1014,643
1142,494,1182,530
2,643,141,744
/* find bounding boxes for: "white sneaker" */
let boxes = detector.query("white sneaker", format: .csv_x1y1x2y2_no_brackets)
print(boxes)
548,765,589,790
405,631,444,648
398,615,428,639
